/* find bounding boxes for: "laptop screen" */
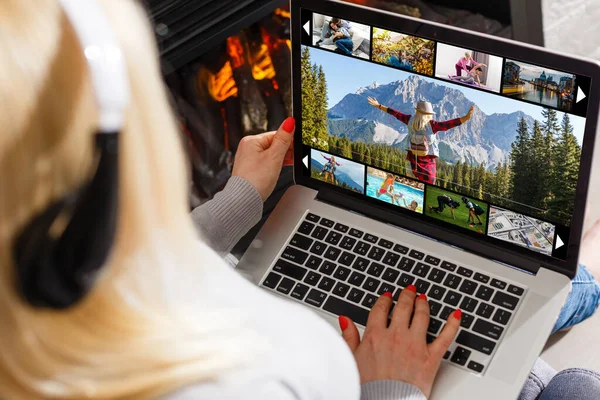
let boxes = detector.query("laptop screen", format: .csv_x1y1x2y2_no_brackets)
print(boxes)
297,8,593,262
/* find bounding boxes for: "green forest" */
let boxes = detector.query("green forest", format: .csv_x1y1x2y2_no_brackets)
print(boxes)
301,47,582,226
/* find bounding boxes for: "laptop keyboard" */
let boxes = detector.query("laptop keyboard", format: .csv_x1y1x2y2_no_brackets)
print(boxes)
260,212,526,375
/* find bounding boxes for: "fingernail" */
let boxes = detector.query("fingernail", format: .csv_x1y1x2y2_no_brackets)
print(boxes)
406,284,417,292
282,117,295,133
383,292,392,298
453,309,462,320
418,293,427,301
338,315,349,331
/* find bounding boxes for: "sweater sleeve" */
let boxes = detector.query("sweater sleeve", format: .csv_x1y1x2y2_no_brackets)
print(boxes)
361,381,427,400
190,176,263,256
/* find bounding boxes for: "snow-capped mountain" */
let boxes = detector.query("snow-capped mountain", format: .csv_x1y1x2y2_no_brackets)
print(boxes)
327,75,536,170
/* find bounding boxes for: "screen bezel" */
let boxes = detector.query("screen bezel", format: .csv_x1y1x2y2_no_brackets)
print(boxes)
291,0,600,279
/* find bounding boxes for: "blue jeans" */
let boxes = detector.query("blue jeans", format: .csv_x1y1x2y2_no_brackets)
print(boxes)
334,38,353,55
518,264,600,400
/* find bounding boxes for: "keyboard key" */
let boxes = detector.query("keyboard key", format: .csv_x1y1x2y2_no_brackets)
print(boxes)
425,255,441,266
451,346,471,366
492,291,519,311
277,277,295,294
263,272,282,289
338,251,356,267
427,334,436,344
362,293,378,308
305,288,327,307
378,238,394,249
348,288,365,303
320,218,334,228
456,330,496,355
334,223,349,233
353,241,371,256
349,228,364,238
460,312,475,329
367,262,385,277
325,231,342,246
323,296,369,327
364,234,378,243
397,273,415,288
306,213,320,223
468,361,484,373
428,285,446,300
382,267,400,283
428,318,443,334
440,306,454,320
443,290,462,307
476,303,495,319
311,226,328,240
474,273,490,284
333,266,352,281
415,279,431,294
457,267,473,278
318,276,335,292
409,249,425,260
394,244,409,254
298,221,315,235
382,252,401,267
377,282,395,295
444,351,451,359
441,261,457,271
363,277,380,293
443,273,462,289
428,268,446,283
291,283,310,300
273,259,307,280
413,262,430,278
340,236,357,250
490,279,507,290
492,309,512,326
281,246,309,265
459,280,478,295
319,261,336,275
324,247,342,261
290,234,313,250
508,284,525,296
305,255,322,270
352,257,370,271
429,300,442,317
304,271,321,286
398,257,416,272
309,241,327,256
475,286,494,302
473,319,504,340
367,246,385,262
460,296,479,313
333,282,351,297
348,271,366,286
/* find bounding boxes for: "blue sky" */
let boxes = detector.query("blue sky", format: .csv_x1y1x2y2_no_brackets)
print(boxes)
312,149,365,186
306,46,586,144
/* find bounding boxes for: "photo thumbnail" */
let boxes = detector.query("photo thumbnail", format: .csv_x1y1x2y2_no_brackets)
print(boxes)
366,167,424,213
312,13,371,59
435,43,503,92
425,186,488,234
488,207,555,255
502,59,576,112
310,149,365,194
372,28,435,75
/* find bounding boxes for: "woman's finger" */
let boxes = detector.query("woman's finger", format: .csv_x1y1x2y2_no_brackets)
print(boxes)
390,284,417,329
429,309,462,359
339,316,360,352
365,292,393,333
410,293,430,339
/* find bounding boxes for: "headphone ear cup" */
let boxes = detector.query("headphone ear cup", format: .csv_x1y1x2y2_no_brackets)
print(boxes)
12,133,119,309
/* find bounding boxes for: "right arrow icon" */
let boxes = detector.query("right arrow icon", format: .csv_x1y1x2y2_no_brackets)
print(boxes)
555,235,564,249
576,86,586,103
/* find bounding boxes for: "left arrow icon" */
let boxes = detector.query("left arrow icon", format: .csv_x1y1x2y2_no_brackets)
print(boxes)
303,155,309,168
303,21,310,36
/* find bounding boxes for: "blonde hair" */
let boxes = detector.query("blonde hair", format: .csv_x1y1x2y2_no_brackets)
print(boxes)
0,1,257,399
465,52,471,58
410,111,433,132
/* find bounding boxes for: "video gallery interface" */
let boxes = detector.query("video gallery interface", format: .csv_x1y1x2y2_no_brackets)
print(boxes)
300,9,592,260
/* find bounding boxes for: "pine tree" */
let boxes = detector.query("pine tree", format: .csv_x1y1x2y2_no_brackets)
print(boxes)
300,47,316,147
464,164,472,196
510,117,532,204
314,66,330,149
478,183,484,200
529,120,546,210
453,162,463,192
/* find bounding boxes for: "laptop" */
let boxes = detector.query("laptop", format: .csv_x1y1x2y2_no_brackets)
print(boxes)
237,0,600,398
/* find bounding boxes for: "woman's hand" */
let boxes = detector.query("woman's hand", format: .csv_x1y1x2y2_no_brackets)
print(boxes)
367,96,381,109
232,117,294,201
462,105,475,121
339,286,461,398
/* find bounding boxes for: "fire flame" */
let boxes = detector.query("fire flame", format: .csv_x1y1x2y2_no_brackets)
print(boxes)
251,44,276,81
207,61,238,102
227,36,245,69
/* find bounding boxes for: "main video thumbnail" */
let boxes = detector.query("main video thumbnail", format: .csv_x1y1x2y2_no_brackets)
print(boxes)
488,206,555,255
366,167,424,213
301,46,585,226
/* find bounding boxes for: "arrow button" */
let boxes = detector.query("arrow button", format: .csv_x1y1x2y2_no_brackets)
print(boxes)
576,86,586,103
303,21,310,36
303,155,309,168
555,235,564,249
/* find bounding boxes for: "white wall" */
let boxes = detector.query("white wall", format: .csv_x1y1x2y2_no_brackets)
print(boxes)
435,44,503,92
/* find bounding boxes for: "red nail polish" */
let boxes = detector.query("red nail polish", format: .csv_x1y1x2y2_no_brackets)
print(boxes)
338,315,349,331
453,309,462,320
282,117,295,133
418,293,427,301
383,292,392,298
406,284,417,292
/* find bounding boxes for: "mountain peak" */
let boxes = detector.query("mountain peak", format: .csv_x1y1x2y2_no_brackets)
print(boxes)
368,81,381,89
356,81,381,95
